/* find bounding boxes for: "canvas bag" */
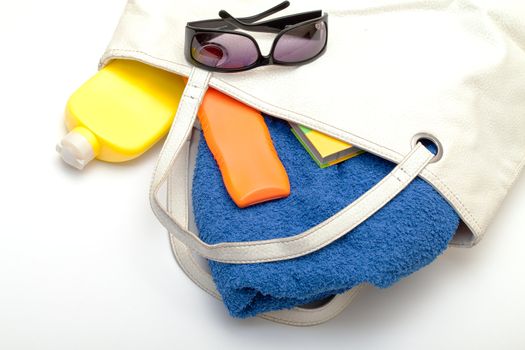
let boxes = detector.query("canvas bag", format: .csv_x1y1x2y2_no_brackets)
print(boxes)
100,0,525,325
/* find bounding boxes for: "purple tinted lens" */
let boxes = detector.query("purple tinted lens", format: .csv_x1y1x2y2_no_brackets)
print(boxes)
273,21,327,63
191,32,259,69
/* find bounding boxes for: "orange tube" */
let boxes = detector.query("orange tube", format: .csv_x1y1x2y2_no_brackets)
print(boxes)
197,88,290,208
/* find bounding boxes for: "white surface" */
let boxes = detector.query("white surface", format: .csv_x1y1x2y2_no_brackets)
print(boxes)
0,1,524,349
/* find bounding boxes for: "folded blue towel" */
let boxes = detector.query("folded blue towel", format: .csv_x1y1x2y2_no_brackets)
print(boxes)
192,115,460,318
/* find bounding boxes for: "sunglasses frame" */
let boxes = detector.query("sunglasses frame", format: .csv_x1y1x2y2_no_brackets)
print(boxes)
185,1,329,73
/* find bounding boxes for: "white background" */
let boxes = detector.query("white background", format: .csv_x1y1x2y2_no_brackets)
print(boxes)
0,1,524,349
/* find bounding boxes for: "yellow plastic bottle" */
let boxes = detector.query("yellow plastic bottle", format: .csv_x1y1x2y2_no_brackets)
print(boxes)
57,60,185,169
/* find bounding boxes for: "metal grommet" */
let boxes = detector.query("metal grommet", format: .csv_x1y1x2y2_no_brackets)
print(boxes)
411,133,443,163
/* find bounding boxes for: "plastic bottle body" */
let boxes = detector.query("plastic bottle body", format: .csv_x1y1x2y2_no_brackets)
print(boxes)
58,60,185,169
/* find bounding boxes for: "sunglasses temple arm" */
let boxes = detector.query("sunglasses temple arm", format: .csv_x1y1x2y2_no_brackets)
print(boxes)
218,1,290,33
218,13,280,33
234,1,290,23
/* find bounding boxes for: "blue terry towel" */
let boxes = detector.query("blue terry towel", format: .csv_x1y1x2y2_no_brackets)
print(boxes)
192,115,460,318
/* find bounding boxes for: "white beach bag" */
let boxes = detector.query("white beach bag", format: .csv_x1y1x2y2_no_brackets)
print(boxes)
100,0,525,325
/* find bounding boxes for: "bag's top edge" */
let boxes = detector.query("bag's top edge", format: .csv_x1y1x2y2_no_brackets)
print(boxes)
99,50,480,247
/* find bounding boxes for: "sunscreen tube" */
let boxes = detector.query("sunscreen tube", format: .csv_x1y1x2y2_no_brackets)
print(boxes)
197,87,290,208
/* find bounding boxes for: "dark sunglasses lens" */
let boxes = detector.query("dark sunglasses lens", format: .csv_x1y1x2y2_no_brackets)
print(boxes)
191,33,259,70
273,21,327,63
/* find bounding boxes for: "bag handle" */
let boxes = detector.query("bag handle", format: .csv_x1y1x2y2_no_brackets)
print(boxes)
166,138,364,326
149,67,436,264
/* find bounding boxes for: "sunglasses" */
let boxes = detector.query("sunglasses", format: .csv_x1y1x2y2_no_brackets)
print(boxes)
185,1,328,72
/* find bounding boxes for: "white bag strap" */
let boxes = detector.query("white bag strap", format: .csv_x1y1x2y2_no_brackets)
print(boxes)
150,67,436,264
170,234,365,326
166,135,364,326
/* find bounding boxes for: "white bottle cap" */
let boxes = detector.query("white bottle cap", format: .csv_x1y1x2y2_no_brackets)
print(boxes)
56,130,96,170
